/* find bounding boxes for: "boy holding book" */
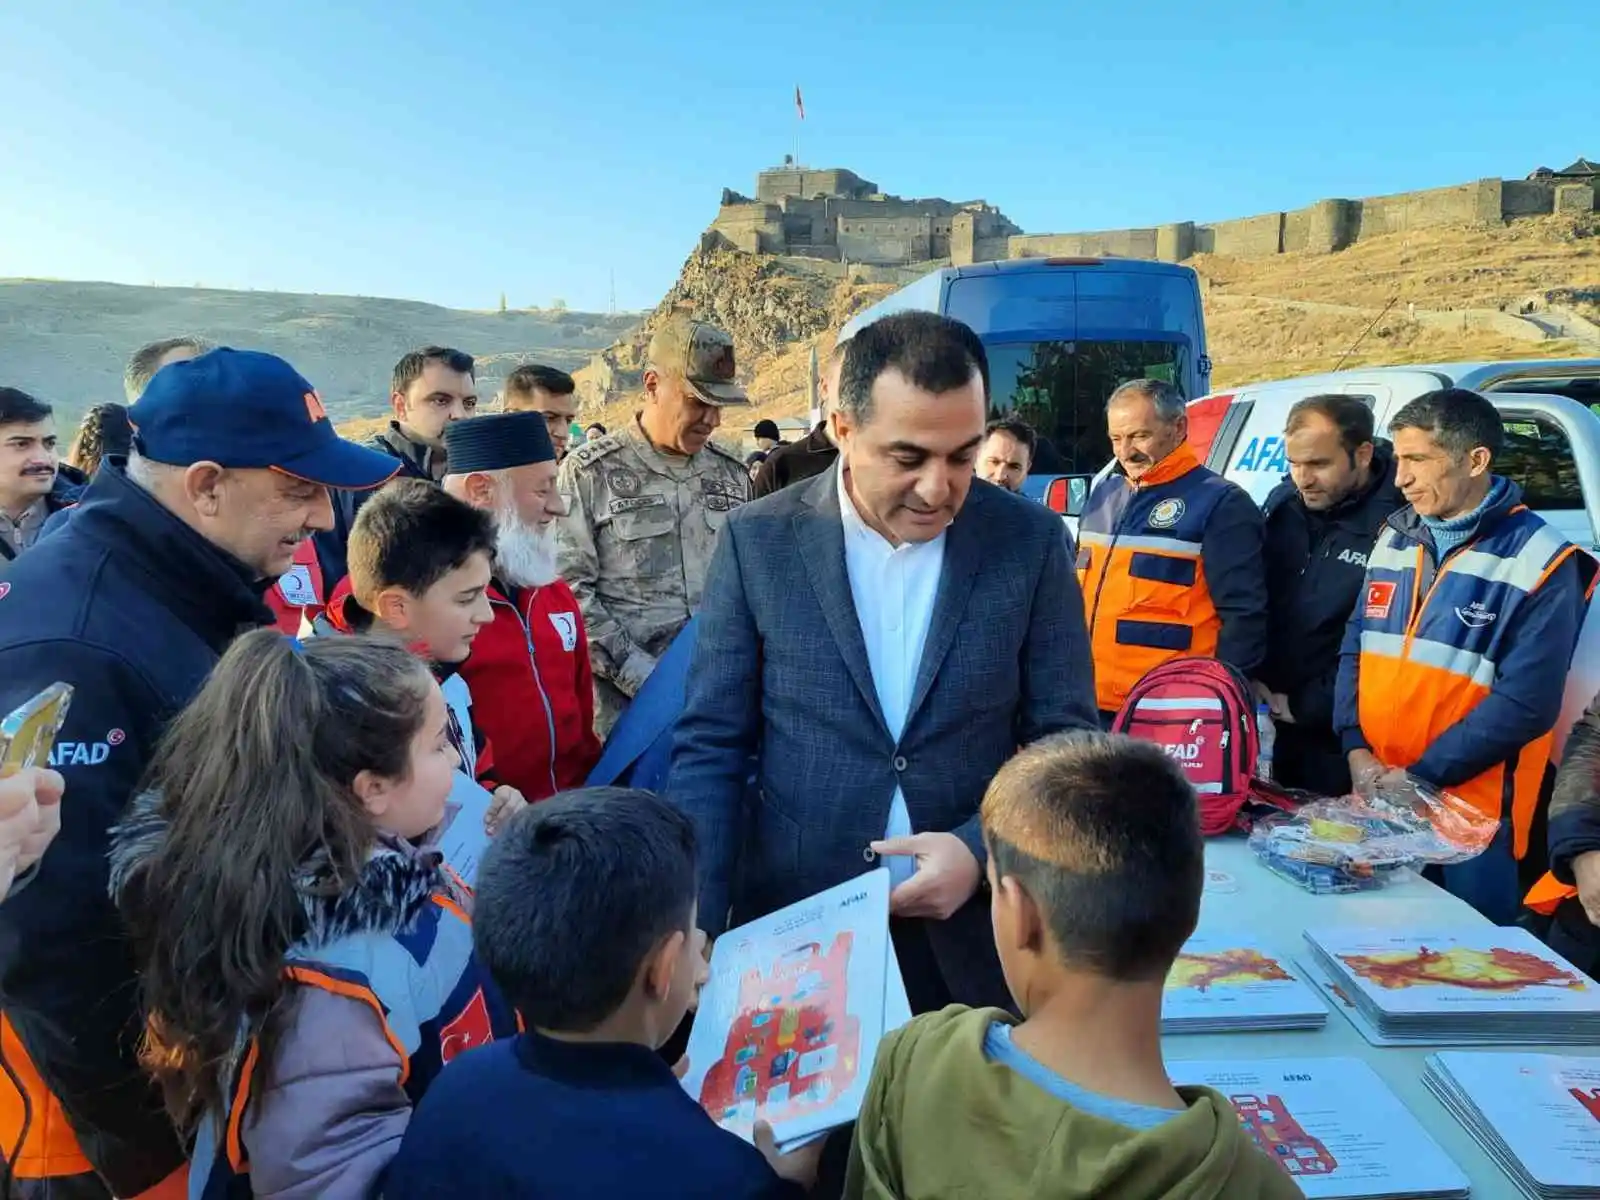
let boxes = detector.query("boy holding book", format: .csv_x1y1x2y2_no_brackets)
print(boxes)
385,788,824,1198
844,731,1303,1199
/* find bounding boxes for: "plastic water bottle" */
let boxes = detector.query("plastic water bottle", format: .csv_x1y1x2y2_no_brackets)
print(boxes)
1256,702,1276,782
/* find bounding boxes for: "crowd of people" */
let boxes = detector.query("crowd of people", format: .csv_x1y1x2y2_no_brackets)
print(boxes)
0,305,1594,1199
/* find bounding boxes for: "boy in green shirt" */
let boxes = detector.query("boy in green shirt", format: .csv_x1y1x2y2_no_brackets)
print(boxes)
845,731,1303,1199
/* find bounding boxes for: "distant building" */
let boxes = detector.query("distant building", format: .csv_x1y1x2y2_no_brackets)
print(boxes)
1528,157,1599,182
707,165,1021,266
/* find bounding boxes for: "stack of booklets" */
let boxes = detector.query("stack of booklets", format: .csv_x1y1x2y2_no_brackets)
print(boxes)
1171,1056,1468,1198
1422,1052,1600,1199
679,869,911,1153
1298,926,1600,1046
1162,932,1327,1033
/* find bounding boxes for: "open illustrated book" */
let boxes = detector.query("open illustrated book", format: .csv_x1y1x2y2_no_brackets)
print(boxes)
680,869,911,1153
430,771,495,885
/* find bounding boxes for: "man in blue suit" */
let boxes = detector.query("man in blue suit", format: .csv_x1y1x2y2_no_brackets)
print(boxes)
669,312,1099,1013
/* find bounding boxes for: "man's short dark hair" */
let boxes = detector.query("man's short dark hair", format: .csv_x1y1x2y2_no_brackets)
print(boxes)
753,419,781,441
584,422,607,436
392,346,476,396
473,788,698,1030
981,731,1202,982
837,312,990,423
984,416,1037,459
1286,394,1376,460
502,364,575,405
1388,387,1504,461
346,478,495,608
0,388,52,429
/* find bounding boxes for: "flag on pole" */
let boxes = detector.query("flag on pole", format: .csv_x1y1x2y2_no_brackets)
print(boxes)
795,86,805,121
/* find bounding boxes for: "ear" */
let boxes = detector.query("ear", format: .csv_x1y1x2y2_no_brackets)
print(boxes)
994,872,1045,957
462,471,498,509
351,768,393,821
1468,447,1493,478
1172,411,1190,443
1354,441,1375,472
373,586,413,630
182,462,228,517
828,407,854,450
641,368,660,402
642,928,687,1002
389,391,408,421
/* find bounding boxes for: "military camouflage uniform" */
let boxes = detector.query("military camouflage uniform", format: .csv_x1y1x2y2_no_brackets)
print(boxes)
556,417,751,734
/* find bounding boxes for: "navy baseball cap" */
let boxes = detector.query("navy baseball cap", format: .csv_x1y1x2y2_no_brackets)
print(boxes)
128,348,401,490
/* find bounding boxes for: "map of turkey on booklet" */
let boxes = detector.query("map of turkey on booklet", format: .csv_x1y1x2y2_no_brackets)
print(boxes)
1304,926,1600,1015
681,870,895,1147
1162,932,1327,1029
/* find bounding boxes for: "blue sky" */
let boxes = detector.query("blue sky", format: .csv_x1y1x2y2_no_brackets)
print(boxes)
1,0,1592,314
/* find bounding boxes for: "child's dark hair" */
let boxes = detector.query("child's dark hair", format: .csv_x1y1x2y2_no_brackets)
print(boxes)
473,788,697,1031
980,731,1202,982
120,630,437,1129
347,477,496,609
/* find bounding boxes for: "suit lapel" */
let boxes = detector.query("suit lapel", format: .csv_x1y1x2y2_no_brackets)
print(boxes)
795,471,889,735
906,490,983,722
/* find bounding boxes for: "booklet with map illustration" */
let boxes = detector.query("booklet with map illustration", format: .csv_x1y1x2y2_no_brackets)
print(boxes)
680,869,909,1151
1172,1056,1469,1198
1424,1052,1600,1199
1301,926,1600,1046
1163,931,1328,1033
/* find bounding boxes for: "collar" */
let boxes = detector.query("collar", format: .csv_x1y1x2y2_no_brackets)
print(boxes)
629,414,699,476
834,459,948,552
66,463,274,649
515,1030,678,1090
1119,441,1202,489
1390,475,1523,543
380,421,445,479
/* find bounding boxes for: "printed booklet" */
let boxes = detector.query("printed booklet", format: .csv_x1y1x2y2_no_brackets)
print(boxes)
432,771,494,885
1424,1052,1600,1199
1163,931,1328,1033
681,869,910,1151
1171,1056,1469,1198
1300,927,1600,1045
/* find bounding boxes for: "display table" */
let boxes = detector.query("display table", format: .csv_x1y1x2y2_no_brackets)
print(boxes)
1174,836,1599,1195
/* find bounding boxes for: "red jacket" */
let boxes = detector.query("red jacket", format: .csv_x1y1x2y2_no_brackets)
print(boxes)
459,580,601,801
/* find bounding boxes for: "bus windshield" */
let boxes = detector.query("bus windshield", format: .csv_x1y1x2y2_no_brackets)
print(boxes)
987,339,1188,474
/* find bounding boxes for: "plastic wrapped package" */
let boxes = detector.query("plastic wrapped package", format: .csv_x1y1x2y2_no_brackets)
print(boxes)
1247,774,1500,894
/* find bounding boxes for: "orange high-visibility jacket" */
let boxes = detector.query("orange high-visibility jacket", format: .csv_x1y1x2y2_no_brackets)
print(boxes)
1340,495,1593,860
1077,443,1267,713
1525,687,1600,915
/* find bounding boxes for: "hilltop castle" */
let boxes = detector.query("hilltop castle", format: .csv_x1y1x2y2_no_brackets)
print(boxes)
703,160,1598,272
705,163,1022,266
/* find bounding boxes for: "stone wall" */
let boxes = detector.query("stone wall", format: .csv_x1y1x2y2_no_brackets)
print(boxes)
957,175,1595,269
838,215,933,265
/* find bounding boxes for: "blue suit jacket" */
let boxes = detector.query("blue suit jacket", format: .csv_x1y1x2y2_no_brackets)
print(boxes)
587,617,699,791
668,467,1099,1006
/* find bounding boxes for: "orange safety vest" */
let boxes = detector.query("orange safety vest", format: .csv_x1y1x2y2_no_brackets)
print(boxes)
1076,444,1234,713
264,540,325,635
0,1014,92,1179
1356,505,1586,860
1524,871,1579,915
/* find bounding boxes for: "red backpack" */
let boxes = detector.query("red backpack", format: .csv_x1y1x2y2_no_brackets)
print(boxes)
1111,657,1263,835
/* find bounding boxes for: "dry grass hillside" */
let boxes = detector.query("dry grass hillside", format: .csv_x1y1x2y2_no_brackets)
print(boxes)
590,213,1600,443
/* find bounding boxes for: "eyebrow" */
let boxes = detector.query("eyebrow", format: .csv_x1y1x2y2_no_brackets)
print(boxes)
887,434,985,456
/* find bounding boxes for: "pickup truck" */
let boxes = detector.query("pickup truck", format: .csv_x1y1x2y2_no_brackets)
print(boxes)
1033,358,1600,756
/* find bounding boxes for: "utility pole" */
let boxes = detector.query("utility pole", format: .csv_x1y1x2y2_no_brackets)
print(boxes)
807,343,820,427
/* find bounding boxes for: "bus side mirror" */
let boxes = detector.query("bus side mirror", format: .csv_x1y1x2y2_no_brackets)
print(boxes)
1043,475,1092,518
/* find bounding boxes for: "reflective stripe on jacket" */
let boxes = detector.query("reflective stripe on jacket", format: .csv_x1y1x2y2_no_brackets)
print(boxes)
1077,444,1235,713
1355,502,1586,859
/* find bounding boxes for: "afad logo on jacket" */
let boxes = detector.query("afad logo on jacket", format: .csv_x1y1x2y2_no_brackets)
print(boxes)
49,728,126,768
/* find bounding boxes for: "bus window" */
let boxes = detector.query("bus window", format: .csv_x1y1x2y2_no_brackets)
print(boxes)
987,340,1188,474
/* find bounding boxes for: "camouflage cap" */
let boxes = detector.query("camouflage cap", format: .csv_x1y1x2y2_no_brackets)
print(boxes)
647,315,748,406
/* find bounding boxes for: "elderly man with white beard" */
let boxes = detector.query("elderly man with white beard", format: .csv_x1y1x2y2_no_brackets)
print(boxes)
444,413,602,800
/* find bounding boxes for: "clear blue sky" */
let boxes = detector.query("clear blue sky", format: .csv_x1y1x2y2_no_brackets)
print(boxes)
1,0,1592,314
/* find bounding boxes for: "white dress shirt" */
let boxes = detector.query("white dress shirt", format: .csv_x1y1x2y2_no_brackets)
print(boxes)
837,463,946,887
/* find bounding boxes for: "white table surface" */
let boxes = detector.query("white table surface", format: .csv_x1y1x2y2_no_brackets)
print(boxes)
1174,836,1600,1197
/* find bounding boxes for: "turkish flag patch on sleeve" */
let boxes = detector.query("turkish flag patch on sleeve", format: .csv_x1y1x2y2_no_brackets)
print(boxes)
1364,580,1397,620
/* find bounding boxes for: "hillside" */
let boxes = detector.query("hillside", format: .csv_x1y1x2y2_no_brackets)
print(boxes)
586,211,1600,437
0,279,640,428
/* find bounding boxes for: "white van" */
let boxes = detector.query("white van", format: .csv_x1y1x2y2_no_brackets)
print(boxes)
1184,359,1600,756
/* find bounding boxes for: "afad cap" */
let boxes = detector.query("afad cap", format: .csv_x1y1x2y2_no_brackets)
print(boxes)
128,348,401,490
646,315,748,406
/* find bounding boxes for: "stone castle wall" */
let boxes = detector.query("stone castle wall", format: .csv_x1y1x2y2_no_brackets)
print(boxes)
996,177,1595,268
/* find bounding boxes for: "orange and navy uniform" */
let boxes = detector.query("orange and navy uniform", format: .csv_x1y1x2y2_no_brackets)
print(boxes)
1334,484,1595,866
1525,689,1600,922
1076,442,1268,714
